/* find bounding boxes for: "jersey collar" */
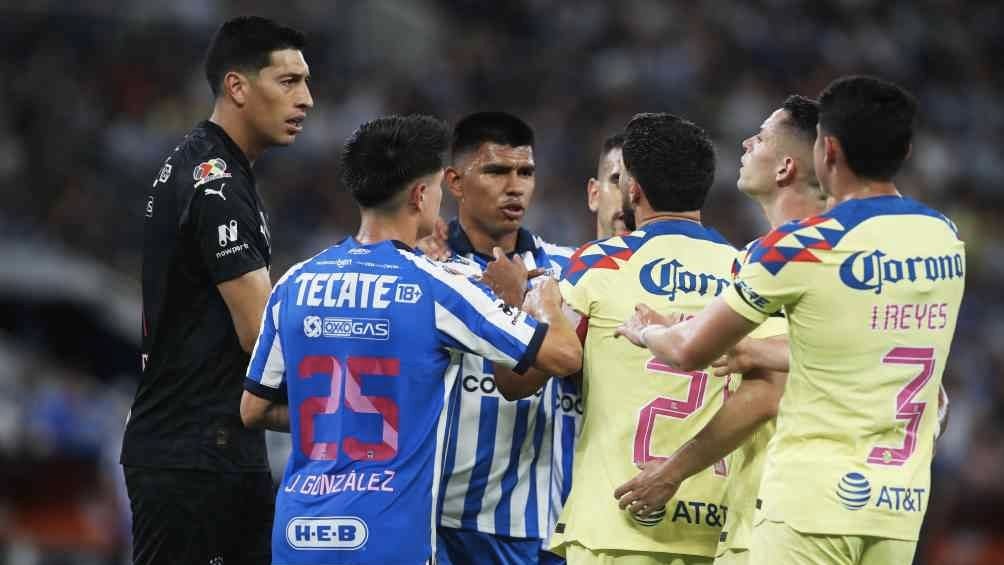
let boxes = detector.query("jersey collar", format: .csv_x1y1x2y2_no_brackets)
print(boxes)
200,120,254,180
447,218,537,260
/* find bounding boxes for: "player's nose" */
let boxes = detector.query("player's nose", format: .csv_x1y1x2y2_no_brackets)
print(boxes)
297,84,314,110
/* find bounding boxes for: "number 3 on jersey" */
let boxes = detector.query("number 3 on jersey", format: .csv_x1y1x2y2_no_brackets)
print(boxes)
868,347,936,467
633,358,728,475
298,355,400,462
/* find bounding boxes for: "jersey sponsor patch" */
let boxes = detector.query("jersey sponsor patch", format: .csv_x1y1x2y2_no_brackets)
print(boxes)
152,160,172,187
193,158,232,188
285,516,368,550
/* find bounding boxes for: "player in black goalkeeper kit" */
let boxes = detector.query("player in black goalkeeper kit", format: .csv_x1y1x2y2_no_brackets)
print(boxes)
121,16,312,565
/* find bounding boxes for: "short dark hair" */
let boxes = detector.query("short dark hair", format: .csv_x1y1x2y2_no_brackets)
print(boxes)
204,16,306,97
341,115,450,209
601,132,625,158
451,112,534,162
818,76,917,181
622,113,716,212
780,95,820,143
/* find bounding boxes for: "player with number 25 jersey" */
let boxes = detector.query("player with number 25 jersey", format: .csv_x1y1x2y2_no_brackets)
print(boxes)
245,237,547,564
241,115,581,565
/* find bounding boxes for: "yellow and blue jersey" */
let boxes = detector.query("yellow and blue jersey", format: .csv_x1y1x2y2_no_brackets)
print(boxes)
716,238,787,557
551,219,737,557
724,195,965,541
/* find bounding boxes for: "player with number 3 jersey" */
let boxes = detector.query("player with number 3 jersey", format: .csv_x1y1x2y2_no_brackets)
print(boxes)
615,77,965,565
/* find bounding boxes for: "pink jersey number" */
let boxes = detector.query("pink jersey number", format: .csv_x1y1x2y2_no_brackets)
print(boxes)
634,358,728,475
298,355,400,462
867,347,936,467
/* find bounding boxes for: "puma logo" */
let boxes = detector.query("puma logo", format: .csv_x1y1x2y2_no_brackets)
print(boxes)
204,184,226,200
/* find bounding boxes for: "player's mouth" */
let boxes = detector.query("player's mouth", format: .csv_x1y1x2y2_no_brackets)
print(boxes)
500,203,525,220
286,115,306,133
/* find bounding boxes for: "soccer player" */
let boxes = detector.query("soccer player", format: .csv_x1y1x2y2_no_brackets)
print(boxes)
586,133,631,238
240,114,582,565
616,95,826,565
121,17,312,565
549,113,735,565
435,112,578,565
615,76,965,565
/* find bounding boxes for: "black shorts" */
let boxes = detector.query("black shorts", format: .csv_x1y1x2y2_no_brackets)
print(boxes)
124,466,274,565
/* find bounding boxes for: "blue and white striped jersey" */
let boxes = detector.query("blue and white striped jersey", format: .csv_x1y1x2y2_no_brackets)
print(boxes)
245,237,547,565
437,220,582,540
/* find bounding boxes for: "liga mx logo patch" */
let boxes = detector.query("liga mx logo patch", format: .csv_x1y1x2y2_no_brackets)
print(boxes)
193,158,232,188
836,472,872,510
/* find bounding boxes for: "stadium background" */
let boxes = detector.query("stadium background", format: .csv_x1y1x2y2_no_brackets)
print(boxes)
0,2,1001,563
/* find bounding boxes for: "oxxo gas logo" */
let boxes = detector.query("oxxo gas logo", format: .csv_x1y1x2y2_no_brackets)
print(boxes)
286,517,368,550
640,258,731,301
836,472,871,510
839,250,964,294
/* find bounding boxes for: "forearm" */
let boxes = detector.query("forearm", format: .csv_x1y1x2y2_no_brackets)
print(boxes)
641,321,703,371
494,366,550,401
745,336,790,372
259,403,290,432
659,371,781,484
529,302,582,376
241,391,290,432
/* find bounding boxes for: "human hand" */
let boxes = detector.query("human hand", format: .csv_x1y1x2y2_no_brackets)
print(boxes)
415,218,451,261
614,304,684,348
481,247,545,306
522,277,563,319
613,460,680,518
711,338,753,377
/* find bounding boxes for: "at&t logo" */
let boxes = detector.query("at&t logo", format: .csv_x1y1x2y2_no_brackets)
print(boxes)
836,472,871,510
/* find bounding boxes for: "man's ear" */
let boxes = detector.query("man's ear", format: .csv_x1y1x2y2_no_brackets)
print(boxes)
628,179,643,207
776,156,797,186
408,182,427,211
222,71,251,106
444,167,463,201
586,178,599,212
823,136,841,168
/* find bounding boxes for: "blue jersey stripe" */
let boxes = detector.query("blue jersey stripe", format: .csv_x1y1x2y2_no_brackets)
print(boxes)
436,374,463,521
523,397,548,538
461,395,500,529
494,398,531,534
560,414,577,505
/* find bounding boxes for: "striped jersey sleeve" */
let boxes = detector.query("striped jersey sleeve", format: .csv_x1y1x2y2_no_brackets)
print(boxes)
405,252,547,373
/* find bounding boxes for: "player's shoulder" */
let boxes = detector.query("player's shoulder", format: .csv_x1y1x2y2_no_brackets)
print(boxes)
172,123,249,194
530,234,574,275
824,195,960,241
561,232,644,286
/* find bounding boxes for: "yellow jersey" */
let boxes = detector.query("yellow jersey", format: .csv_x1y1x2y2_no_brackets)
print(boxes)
717,239,787,556
551,219,737,557
724,195,965,541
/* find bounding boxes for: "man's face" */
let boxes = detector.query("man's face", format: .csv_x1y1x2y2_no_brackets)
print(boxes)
245,49,313,147
452,142,535,238
813,123,832,196
615,152,640,231
738,108,788,197
417,169,445,239
589,147,628,238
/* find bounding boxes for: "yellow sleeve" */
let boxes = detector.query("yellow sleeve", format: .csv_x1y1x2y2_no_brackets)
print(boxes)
559,278,590,318
724,252,807,325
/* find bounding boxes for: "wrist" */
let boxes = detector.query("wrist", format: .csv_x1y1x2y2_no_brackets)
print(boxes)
640,325,660,347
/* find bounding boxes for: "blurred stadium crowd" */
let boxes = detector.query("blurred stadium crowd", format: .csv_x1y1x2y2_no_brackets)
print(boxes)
0,1,1001,563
